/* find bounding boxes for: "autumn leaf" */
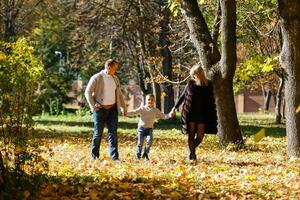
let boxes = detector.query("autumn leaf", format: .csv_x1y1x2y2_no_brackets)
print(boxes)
296,105,300,113
254,128,265,143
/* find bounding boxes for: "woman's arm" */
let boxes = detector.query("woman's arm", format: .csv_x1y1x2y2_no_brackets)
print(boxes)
174,82,189,109
169,82,189,117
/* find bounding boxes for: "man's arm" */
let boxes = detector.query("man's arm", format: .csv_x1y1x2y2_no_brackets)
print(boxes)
84,75,97,112
114,76,127,115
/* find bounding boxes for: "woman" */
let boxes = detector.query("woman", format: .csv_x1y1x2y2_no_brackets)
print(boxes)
171,65,217,160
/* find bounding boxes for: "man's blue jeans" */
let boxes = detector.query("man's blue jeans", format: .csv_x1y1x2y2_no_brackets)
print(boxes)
91,106,119,160
136,126,153,157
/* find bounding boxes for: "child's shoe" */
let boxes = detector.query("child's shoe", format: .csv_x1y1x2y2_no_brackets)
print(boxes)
142,153,149,160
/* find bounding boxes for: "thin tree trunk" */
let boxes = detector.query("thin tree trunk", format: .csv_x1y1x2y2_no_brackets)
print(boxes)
262,86,271,111
159,0,174,113
136,59,151,95
153,80,161,109
212,0,221,46
109,36,116,58
0,152,6,191
136,0,161,108
275,75,284,124
278,0,300,157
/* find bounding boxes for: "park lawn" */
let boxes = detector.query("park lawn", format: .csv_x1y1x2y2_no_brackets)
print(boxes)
30,113,300,199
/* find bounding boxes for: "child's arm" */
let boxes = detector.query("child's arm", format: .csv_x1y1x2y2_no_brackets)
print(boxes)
155,109,173,120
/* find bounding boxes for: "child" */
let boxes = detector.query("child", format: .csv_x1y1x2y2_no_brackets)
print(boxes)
127,94,173,160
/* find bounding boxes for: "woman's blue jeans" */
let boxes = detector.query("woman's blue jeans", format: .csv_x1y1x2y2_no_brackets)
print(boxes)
91,106,118,160
136,126,153,157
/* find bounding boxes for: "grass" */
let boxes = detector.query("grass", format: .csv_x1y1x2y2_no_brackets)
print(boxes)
28,112,296,199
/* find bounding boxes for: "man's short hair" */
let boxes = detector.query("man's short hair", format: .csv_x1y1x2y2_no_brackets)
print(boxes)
105,59,118,69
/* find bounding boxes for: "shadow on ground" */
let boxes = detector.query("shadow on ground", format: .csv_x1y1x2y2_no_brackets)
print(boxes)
35,118,181,130
34,173,211,199
241,125,286,138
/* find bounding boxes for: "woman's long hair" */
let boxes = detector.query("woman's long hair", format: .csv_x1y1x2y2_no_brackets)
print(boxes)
190,65,208,86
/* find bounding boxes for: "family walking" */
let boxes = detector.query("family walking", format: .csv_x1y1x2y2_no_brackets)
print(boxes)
84,59,217,162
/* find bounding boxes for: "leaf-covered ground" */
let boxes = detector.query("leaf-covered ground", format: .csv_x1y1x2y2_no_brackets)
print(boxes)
31,113,300,199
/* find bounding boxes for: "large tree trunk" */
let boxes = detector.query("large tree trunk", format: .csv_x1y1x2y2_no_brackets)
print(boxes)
181,0,243,145
278,0,300,157
214,0,243,145
159,0,174,113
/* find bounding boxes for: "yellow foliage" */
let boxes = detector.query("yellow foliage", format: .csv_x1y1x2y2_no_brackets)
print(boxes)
23,191,30,199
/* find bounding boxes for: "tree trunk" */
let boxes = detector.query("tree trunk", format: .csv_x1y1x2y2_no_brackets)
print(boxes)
181,0,243,145
278,0,300,157
2,0,17,41
136,59,152,95
212,0,221,46
153,81,161,109
0,152,6,191
181,0,220,69
136,0,161,108
214,80,242,144
262,86,271,111
275,75,284,124
215,0,243,145
159,0,174,113
109,36,116,58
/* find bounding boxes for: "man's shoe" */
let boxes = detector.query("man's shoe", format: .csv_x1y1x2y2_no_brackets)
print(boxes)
137,155,141,159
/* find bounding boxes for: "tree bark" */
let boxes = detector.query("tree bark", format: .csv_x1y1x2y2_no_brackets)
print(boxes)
278,0,300,157
181,0,243,145
159,0,174,113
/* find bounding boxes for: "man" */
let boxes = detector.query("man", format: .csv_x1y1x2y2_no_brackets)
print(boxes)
85,59,127,161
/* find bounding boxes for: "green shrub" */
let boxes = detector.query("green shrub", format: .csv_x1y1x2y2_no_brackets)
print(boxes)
0,38,47,199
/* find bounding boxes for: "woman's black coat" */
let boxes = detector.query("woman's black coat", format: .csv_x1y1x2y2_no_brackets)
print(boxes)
174,79,218,134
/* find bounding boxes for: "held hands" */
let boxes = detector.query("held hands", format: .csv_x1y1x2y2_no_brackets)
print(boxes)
168,107,176,119
121,107,127,116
